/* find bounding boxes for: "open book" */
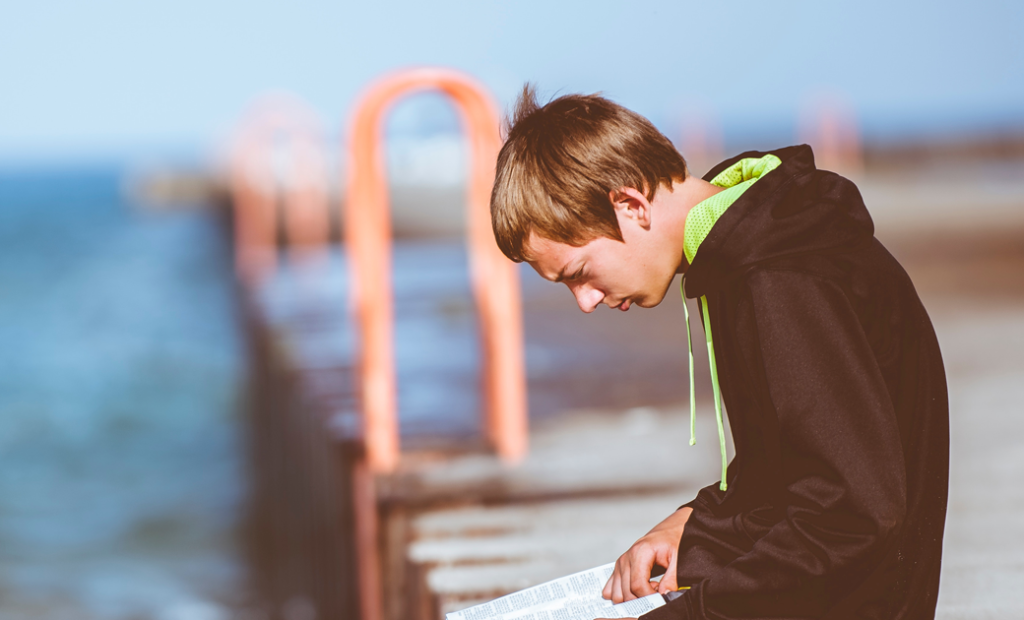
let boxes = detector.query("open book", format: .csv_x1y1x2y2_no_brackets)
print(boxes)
445,563,667,620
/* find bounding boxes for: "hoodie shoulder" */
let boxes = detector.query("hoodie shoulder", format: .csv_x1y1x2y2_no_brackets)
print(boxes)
701,145,816,182
684,146,874,299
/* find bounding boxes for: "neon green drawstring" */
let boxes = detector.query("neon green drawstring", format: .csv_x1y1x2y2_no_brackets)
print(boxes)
683,297,696,447
700,296,729,492
678,156,781,492
681,282,729,492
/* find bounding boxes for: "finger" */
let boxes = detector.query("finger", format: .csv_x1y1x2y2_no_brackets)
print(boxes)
614,563,629,603
602,569,614,600
608,557,625,603
658,543,679,594
627,549,656,599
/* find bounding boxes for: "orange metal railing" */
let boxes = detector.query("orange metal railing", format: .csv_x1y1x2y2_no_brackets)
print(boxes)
229,74,529,620
229,95,331,284
345,67,528,474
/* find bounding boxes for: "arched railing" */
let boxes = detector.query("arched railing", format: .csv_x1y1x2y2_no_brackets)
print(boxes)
345,67,527,473
229,94,331,284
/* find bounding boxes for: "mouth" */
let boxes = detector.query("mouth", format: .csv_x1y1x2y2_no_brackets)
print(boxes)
614,299,631,311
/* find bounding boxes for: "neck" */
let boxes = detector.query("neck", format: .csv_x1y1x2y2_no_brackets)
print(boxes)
662,175,726,273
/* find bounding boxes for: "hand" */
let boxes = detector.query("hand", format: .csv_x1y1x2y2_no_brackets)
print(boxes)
602,506,692,603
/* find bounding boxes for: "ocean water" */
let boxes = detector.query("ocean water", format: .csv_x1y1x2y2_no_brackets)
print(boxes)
0,167,249,619
0,163,705,620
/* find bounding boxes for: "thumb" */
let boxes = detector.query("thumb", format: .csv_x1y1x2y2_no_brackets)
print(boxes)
657,548,678,594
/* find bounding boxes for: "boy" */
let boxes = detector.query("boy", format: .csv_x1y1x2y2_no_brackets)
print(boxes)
489,87,949,620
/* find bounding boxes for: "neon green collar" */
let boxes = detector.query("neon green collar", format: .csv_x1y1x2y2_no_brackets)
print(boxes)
683,154,782,264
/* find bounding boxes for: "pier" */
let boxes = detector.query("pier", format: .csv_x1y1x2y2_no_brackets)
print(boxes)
225,68,1024,620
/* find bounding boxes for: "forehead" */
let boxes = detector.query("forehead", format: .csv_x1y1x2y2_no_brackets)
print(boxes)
524,232,583,280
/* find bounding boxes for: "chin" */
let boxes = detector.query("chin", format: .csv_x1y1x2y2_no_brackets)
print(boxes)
634,294,660,309
641,282,674,308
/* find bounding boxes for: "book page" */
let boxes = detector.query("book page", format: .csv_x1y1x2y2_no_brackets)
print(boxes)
497,593,664,620
446,564,665,620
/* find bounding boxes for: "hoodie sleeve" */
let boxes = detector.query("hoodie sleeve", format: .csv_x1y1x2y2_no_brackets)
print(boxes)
644,269,908,620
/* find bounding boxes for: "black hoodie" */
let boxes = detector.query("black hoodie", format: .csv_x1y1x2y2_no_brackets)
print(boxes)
643,145,949,620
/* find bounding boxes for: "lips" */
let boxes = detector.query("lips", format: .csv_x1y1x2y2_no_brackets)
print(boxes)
617,299,631,311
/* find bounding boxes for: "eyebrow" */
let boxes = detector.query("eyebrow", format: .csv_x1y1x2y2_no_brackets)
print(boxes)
553,263,579,283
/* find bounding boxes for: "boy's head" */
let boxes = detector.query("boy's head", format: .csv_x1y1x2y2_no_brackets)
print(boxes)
490,85,688,264
490,86,690,313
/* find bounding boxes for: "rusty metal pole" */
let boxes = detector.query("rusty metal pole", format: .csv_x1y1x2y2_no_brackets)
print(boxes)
344,67,528,474
452,83,528,463
346,84,400,475
229,128,278,285
229,96,332,284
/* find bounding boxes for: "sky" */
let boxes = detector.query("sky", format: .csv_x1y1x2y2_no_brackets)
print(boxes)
2,0,1023,163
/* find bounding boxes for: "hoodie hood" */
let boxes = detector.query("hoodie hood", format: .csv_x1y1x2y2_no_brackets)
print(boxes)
679,145,875,492
683,144,874,300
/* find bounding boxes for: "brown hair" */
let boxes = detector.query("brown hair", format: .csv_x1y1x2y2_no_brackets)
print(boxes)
490,85,688,263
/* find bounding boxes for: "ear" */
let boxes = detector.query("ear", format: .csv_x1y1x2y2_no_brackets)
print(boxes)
608,187,652,231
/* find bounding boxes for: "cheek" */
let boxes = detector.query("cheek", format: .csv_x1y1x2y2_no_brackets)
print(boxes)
565,282,585,299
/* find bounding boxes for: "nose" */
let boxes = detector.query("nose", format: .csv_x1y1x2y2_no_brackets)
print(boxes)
570,283,604,313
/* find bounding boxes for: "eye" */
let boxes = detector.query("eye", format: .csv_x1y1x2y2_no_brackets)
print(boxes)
568,267,585,282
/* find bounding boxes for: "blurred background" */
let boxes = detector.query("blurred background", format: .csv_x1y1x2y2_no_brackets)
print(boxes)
2,1,1023,619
